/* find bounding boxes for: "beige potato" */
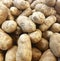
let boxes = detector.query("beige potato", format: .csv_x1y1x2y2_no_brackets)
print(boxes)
13,0,30,10
2,0,13,7
29,29,42,43
10,7,22,16
39,49,57,61
0,53,4,61
2,20,17,33
51,23,60,32
43,31,53,39
50,33,60,57
21,8,32,17
31,12,45,24
39,15,56,31
0,3,8,25
35,3,56,16
32,48,42,61
35,38,48,51
0,29,13,50
16,34,32,61
5,46,17,61
16,15,36,32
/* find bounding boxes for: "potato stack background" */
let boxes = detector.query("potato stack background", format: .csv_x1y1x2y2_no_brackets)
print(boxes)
0,0,60,61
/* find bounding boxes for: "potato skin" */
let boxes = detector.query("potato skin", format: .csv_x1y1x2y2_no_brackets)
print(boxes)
0,53,4,61
50,33,60,57
1,20,17,33
39,49,57,61
0,29,13,50
16,16,36,32
16,34,32,61
5,46,17,61
29,29,42,43
32,48,42,61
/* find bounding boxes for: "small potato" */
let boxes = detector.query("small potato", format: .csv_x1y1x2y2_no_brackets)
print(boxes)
2,0,13,7
43,31,53,39
50,33,60,57
39,49,57,61
32,48,42,61
39,15,56,31
13,0,30,10
5,46,17,61
10,7,22,16
29,29,42,43
25,0,33,3
51,23,60,32
31,12,45,24
0,29,12,50
45,0,56,6
16,34,32,61
2,20,17,33
16,15,36,33
35,38,48,51
0,3,8,25
21,8,32,17
55,0,60,14
0,53,4,61
35,3,56,16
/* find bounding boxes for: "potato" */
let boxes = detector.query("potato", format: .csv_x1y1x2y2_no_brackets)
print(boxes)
5,46,17,61
32,47,42,61
0,3,8,25
1,20,17,33
31,12,45,24
16,34,32,61
39,49,57,61
29,29,42,43
0,29,13,50
35,38,48,51
0,53,4,61
50,33,60,57
16,15,36,32
13,0,30,10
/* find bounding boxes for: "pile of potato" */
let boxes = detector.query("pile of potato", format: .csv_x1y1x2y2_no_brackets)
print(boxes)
0,0,60,61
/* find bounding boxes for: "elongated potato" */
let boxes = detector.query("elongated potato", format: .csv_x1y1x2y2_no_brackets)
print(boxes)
16,34,32,61
0,29,13,50
5,46,17,61
16,15,36,32
39,49,57,61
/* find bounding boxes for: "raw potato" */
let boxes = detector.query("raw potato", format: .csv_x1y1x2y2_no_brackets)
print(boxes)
39,49,57,61
21,8,32,16
5,46,17,61
0,29,12,50
29,29,42,43
31,12,45,24
51,23,60,32
35,38,48,51
0,53,4,61
32,48,42,61
35,3,56,16
16,34,32,61
16,15,36,32
13,0,30,10
25,0,33,3
43,31,53,39
39,15,56,31
2,20,17,33
0,3,8,25
2,0,13,7
45,0,56,6
55,0,60,14
10,7,22,16
50,33,60,57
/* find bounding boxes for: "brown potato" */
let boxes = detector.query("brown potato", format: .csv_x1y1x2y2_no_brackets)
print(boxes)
39,49,57,61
